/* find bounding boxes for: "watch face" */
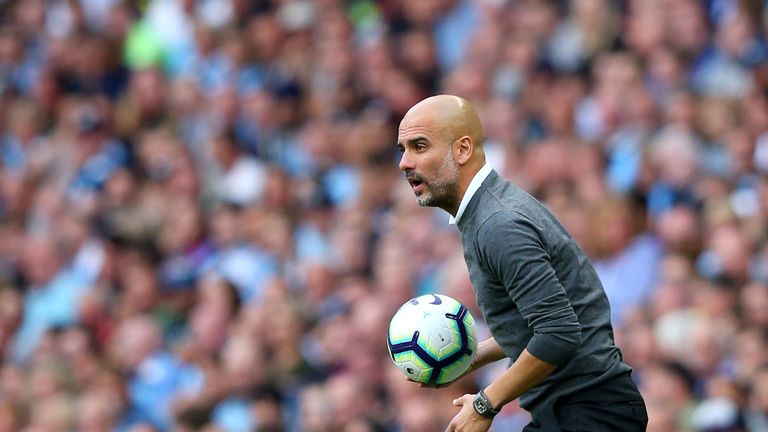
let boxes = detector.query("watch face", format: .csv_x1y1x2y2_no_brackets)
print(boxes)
473,393,497,418
473,397,487,413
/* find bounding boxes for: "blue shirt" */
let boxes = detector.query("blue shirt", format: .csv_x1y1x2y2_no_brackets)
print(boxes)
212,397,254,432
126,351,204,431
11,269,92,362
594,235,663,327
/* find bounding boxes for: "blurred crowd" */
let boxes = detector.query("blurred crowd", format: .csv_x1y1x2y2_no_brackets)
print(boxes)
0,0,767,431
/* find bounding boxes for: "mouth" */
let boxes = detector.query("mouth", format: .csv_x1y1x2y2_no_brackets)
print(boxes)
407,176,425,194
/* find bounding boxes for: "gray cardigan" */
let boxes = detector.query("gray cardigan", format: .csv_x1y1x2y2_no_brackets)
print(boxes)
456,170,631,413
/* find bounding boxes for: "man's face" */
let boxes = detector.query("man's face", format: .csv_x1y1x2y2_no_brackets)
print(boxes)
397,114,459,209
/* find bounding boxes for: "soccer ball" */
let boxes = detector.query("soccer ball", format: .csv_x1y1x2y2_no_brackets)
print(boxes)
387,294,478,385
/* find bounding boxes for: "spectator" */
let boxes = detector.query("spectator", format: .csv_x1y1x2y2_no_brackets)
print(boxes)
110,314,203,430
590,196,663,327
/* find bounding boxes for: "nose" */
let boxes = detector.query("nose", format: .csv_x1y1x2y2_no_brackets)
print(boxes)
399,149,414,172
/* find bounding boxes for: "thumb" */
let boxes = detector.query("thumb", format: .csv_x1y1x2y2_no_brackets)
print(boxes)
452,394,470,406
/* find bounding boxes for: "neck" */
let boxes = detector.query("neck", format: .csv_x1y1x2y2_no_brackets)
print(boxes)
444,201,460,217
444,163,484,216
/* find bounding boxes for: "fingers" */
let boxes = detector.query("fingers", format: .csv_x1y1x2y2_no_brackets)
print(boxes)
406,377,451,389
406,378,428,388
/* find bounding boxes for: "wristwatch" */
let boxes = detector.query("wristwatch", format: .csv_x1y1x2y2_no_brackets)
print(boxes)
472,389,500,418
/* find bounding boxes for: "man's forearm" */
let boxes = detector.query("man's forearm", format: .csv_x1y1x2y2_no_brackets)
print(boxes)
482,348,557,410
470,337,508,373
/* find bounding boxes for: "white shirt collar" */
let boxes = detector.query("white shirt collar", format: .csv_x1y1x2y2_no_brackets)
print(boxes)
449,163,492,225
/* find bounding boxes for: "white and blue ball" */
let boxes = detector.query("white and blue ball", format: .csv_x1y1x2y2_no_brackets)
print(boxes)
387,294,478,385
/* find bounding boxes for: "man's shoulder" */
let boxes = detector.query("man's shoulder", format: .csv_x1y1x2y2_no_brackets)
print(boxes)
469,176,535,224
477,171,537,206
460,172,529,232
461,192,533,245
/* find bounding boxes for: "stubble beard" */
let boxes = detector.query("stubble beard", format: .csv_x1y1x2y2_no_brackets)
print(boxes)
416,151,459,210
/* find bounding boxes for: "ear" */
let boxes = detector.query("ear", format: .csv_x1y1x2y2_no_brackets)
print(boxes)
454,136,473,166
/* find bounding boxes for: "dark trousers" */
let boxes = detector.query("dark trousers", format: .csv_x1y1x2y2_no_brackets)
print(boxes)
523,372,648,432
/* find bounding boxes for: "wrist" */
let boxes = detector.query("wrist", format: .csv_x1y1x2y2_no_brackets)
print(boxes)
473,344,493,370
472,388,501,418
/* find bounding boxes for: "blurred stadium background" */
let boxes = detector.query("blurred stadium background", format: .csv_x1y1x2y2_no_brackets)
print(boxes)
0,0,766,430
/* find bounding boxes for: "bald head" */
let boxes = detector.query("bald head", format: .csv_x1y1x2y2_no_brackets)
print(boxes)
400,95,484,158
397,95,487,215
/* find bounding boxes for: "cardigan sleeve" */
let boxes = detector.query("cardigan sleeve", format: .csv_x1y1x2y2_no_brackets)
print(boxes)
476,210,582,365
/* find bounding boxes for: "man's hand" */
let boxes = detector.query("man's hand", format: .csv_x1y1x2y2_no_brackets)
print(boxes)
407,338,506,389
445,394,493,432
406,377,456,388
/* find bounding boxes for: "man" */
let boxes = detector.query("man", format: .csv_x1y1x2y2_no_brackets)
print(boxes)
396,95,647,432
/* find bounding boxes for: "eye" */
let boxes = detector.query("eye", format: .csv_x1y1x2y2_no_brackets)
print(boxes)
415,143,426,152
397,145,405,153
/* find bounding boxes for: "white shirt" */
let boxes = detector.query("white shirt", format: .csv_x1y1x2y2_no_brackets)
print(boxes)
449,163,493,225
219,156,267,206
